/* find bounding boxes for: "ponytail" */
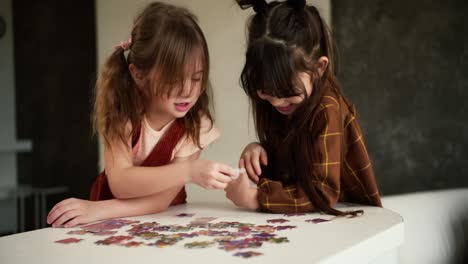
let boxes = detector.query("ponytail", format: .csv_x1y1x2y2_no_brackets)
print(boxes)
93,47,144,148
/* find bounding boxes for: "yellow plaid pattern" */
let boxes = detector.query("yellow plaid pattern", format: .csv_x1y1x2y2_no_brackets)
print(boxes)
257,91,382,213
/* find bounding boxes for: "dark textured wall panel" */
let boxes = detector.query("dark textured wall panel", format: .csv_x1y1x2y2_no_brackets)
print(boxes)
13,0,98,201
332,0,468,195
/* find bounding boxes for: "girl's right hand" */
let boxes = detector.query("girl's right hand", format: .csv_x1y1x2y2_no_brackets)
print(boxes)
189,160,235,189
47,198,105,228
239,142,268,183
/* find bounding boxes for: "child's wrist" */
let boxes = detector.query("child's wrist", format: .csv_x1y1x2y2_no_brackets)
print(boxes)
95,200,111,219
247,188,259,210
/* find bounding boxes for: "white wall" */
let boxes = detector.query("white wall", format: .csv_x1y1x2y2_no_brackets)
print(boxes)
96,0,331,202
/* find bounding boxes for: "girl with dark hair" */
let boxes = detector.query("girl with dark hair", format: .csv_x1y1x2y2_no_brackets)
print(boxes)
226,0,382,215
47,2,235,227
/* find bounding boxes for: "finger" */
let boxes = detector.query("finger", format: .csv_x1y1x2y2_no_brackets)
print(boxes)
51,209,81,228
260,149,268,166
250,173,259,183
240,159,258,183
64,216,84,228
244,155,256,179
210,180,228,190
238,157,244,169
47,203,79,225
218,163,236,177
251,151,262,175
208,179,226,189
47,198,74,219
215,173,232,183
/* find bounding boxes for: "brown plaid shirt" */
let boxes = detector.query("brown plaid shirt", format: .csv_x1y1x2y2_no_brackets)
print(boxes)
257,90,382,213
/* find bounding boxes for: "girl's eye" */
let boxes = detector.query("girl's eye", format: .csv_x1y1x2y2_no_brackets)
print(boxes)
192,78,202,82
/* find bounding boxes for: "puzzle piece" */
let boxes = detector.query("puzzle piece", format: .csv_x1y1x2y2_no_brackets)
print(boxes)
305,218,330,224
95,235,133,245
184,241,215,249
81,219,139,232
233,251,263,258
266,218,290,224
55,238,83,244
176,213,195,217
284,213,306,217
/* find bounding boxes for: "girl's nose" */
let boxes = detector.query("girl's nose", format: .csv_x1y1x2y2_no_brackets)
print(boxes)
267,96,283,107
180,80,192,97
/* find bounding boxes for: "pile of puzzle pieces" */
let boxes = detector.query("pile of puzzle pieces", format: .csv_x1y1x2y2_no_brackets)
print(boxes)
55,213,331,258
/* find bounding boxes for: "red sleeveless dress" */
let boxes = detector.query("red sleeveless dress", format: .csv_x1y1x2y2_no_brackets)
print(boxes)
90,120,187,206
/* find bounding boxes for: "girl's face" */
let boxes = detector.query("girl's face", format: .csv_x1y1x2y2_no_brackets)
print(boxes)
257,72,312,115
151,66,203,120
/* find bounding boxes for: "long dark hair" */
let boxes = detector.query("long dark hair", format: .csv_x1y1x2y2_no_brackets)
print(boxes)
94,2,213,149
237,0,355,216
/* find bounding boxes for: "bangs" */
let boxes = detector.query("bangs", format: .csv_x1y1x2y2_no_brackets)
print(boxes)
150,21,208,97
241,38,306,99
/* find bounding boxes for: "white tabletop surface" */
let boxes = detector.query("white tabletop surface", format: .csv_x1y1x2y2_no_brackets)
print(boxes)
0,201,403,264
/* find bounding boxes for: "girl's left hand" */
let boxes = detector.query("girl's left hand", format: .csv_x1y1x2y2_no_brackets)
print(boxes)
47,198,105,228
225,169,259,210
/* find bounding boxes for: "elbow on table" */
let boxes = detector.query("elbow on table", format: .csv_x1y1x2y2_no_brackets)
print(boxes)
107,175,135,199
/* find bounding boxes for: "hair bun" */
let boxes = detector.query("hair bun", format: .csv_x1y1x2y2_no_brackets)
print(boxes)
237,0,269,14
286,0,306,10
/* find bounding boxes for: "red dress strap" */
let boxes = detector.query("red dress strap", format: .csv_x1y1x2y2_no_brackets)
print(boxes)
90,120,187,206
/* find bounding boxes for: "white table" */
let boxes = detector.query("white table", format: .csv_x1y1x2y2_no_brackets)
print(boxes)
0,202,404,264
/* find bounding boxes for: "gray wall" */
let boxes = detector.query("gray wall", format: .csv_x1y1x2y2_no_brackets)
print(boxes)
332,0,468,195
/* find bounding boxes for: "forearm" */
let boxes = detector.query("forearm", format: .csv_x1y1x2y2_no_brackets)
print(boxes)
98,187,181,219
108,162,190,199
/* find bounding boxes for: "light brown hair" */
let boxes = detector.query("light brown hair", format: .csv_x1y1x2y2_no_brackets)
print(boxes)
93,2,213,149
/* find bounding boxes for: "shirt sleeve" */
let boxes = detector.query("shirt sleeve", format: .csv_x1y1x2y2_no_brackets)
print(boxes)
257,102,343,213
173,116,220,158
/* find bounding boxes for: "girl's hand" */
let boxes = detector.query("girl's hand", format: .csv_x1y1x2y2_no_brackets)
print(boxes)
225,170,259,210
47,198,105,228
239,142,268,183
189,159,235,189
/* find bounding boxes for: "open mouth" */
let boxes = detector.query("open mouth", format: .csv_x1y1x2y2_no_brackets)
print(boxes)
174,102,191,112
275,104,294,113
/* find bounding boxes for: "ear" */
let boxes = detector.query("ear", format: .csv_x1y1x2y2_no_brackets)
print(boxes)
316,56,329,77
128,63,145,87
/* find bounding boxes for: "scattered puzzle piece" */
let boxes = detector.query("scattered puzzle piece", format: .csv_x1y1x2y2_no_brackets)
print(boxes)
284,213,306,217
55,238,83,244
122,241,144,247
233,251,263,258
305,218,330,224
184,241,215,249
266,218,290,224
81,219,139,232
176,213,195,217
269,237,289,243
95,235,133,245
67,230,88,235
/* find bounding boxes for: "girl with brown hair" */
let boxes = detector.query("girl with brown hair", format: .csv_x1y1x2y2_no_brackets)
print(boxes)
47,2,235,228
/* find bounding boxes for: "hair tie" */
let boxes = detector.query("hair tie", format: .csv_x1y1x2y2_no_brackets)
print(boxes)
252,0,269,14
113,37,132,51
286,0,306,10
238,0,269,14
